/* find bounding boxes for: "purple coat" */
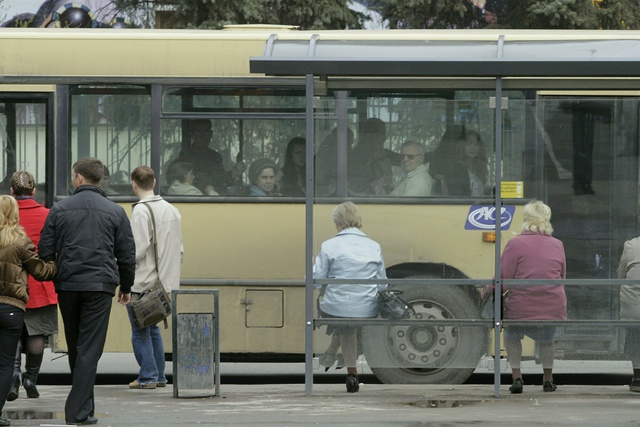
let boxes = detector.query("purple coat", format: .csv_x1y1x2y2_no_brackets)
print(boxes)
501,231,567,320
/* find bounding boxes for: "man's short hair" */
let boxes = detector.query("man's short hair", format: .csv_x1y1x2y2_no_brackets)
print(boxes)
10,170,36,197
73,157,104,184
131,166,155,191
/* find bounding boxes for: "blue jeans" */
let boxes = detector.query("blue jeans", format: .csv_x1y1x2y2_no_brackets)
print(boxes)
126,302,166,385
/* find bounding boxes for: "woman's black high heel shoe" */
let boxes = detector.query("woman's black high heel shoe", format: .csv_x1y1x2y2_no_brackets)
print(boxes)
346,374,359,393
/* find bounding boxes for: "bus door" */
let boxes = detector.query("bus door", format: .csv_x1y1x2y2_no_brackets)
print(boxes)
0,92,54,206
535,93,639,358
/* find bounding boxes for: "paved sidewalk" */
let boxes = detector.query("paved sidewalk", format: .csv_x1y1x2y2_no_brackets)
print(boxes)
3,382,640,426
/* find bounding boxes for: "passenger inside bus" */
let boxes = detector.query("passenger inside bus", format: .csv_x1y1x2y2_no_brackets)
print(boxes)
175,119,244,195
166,161,216,196
280,137,306,196
390,140,433,197
316,127,355,197
99,166,119,196
430,125,487,197
248,158,279,196
348,118,401,196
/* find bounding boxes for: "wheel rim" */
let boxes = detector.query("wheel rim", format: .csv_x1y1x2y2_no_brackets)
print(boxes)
382,298,459,370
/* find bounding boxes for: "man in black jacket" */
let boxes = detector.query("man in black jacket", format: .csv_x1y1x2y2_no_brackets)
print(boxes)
39,157,135,426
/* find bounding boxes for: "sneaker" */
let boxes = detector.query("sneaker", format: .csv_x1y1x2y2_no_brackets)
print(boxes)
509,377,523,394
156,382,167,388
128,380,157,389
543,381,557,392
629,377,640,392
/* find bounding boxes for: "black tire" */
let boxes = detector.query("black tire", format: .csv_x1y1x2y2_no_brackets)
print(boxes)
361,284,488,384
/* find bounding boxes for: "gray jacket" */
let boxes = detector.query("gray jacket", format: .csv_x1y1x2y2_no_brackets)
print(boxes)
618,236,640,320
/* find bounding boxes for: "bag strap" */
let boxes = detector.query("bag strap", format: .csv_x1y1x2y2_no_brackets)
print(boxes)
139,202,169,329
140,202,160,274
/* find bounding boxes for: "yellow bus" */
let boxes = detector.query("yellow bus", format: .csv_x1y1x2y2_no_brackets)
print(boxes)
1,27,637,385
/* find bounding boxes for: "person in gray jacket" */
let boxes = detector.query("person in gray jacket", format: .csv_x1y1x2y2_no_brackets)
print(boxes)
618,236,640,392
39,157,135,426
313,201,387,393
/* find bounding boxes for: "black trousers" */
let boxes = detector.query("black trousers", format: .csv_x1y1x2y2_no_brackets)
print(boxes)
58,291,113,424
0,304,23,416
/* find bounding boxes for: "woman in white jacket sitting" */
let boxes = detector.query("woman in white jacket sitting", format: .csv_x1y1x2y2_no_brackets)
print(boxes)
313,201,387,393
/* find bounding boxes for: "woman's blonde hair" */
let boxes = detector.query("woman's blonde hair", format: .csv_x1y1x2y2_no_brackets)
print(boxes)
333,201,362,230
0,195,26,247
522,200,553,235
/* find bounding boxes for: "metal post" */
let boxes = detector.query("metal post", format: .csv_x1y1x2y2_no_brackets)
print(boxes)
304,73,315,396
493,75,504,398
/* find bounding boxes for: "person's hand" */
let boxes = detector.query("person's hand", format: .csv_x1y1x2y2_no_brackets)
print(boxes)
481,285,494,300
118,291,131,305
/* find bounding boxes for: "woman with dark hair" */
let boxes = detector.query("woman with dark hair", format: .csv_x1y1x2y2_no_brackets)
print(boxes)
6,171,58,402
280,137,306,196
430,124,488,196
0,195,56,426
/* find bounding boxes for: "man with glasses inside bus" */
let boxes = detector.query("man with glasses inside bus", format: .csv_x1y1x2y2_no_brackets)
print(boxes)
390,140,433,197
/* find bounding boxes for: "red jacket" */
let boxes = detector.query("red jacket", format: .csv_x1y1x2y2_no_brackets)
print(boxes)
17,198,57,308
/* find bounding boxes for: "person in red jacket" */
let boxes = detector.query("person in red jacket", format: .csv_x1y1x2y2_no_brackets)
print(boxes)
7,171,58,401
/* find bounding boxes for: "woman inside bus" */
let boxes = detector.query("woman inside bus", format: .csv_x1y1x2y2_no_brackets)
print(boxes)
314,201,387,393
280,137,306,196
248,158,279,196
0,195,57,426
483,200,566,394
166,161,217,196
430,125,487,197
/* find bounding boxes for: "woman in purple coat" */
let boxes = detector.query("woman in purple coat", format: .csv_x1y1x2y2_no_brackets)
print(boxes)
500,200,567,394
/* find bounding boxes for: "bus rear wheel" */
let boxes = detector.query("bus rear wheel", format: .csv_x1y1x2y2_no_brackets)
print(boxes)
361,284,488,384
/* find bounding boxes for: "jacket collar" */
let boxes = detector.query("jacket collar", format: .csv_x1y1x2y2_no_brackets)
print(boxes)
336,227,367,238
133,194,163,206
15,198,43,210
74,185,106,197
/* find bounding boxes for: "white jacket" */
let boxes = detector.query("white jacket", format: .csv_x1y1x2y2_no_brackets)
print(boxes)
131,195,183,293
314,228,387,318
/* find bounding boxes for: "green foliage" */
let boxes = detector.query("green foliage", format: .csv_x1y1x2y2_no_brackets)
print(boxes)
113,0,363,29
374,0,639,29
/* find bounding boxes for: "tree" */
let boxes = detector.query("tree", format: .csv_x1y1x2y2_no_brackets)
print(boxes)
113,0,364,29
373,0,640,30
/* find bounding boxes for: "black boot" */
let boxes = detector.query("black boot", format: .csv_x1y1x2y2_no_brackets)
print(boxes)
7,372,20,402
346,374,359,393
23,352,43,398
7,348,21,402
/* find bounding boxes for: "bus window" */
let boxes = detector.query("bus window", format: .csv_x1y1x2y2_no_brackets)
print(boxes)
0,99,50,204
67,88,151,196
316,91,518,199
160,87,306,198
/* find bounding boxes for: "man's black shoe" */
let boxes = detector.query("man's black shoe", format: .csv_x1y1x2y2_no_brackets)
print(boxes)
67,416,98,425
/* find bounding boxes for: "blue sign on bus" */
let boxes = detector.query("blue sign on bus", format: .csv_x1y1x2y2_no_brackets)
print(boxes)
464,205,515,230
